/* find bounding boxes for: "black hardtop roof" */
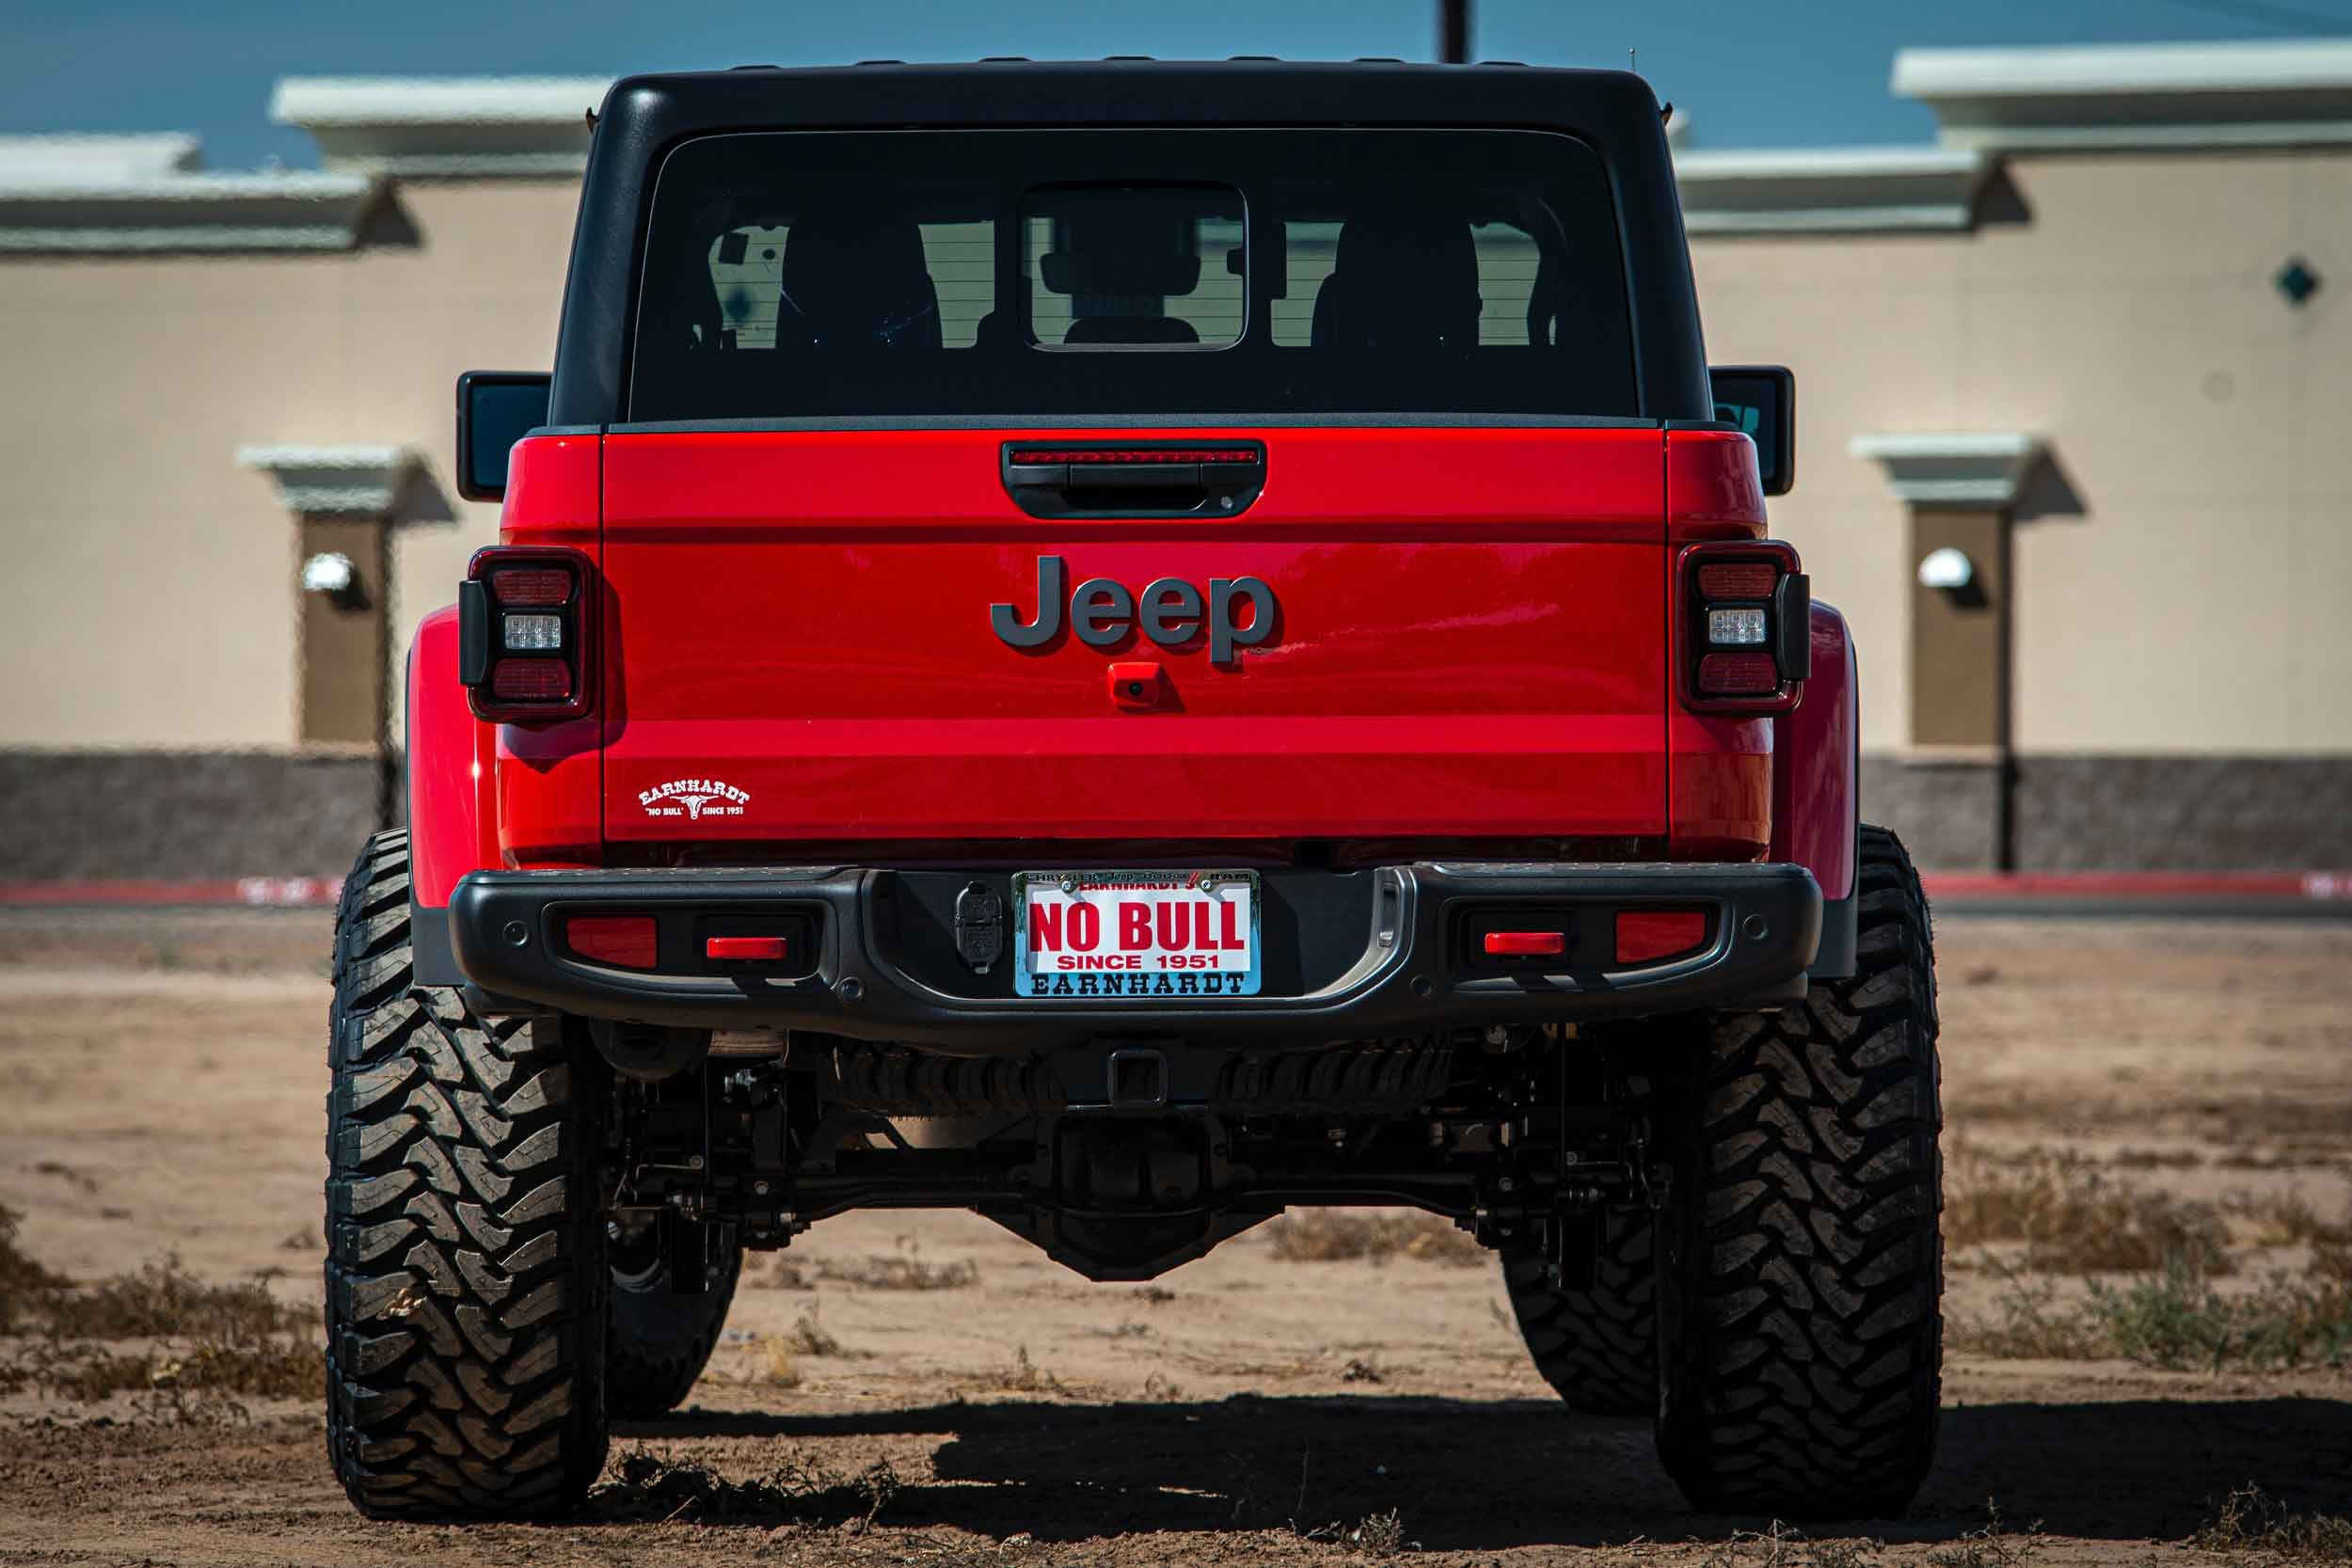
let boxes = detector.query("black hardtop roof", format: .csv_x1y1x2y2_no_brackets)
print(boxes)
547,59,1709,428
596,58,1664,135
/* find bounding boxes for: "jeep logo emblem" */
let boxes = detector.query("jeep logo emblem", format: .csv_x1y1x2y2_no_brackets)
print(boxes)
991,555,1277,663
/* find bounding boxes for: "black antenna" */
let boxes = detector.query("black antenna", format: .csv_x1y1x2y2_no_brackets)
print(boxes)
1440,0,1470,63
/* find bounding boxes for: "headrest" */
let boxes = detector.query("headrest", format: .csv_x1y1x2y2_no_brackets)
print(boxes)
780,204,938,349
1335,216,1478,300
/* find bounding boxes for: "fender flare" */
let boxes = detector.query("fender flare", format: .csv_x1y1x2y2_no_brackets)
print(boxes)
1772,601,1860,978
405,604,500,987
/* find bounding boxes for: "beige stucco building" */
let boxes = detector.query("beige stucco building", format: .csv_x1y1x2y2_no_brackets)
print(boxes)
2,41,2347,877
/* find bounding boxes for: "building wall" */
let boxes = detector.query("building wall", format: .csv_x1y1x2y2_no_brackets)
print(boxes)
1691,147,2352,758
2,142,2346,876
0,181,575,751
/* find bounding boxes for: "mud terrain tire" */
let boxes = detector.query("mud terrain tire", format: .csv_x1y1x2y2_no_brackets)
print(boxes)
1655,825,1943,1517
1502,1208,1655,1416
607,1230,742,1418
325,830,610,1519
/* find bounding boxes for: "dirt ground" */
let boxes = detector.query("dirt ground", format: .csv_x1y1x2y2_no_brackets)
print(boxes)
2,907,2348,1567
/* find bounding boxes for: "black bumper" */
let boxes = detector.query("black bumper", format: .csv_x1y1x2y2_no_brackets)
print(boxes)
445,861,1821,1050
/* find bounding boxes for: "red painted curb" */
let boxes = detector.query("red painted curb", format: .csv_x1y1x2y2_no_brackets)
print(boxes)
1922,871,2352,902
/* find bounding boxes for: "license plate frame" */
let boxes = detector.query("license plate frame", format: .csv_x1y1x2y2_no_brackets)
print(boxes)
1010,868,1263,1000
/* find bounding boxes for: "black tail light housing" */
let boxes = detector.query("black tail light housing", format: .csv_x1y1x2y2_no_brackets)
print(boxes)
458,546,595,721
1676,541,1810,715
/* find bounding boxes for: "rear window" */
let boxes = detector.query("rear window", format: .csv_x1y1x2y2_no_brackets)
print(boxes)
629,129,1635,422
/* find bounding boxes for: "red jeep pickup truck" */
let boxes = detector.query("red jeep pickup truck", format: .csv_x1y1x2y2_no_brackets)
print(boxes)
327,59,1943,1524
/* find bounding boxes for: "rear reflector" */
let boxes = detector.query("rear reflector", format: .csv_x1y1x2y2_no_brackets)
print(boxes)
567,914,656,968
1697,562,1779,599
1616,911,1708,964
1697,652,1779,695
707,935,789,962
1482,930,1565,958
489,567,572,607
491,657,572,701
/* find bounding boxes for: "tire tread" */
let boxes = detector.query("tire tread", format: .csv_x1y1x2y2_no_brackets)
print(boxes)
325,831,607,1519
1656,824,1943,1517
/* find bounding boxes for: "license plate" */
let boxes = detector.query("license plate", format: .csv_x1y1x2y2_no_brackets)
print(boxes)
1011,869,1262,999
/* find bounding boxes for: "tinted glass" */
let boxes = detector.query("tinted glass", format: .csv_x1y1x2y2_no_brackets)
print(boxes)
629,129,1635,420
1025,184,1246,347
1709,368,1790,494
465,377,551,496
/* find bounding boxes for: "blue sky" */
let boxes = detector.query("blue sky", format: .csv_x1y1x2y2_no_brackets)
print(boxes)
4,0,2350,169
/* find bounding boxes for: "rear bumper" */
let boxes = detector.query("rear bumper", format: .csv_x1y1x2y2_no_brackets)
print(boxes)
445,861,1821,1050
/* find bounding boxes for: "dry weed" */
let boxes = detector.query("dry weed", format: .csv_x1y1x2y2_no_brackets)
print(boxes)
1265,1208,1485,1266
965,1343,1061,1395
1955,1249,2352,1371
0,1208,316,1415
2109,1148,2207,1171
1353,1507,1408,1556
2195,1482,2352,1560
1698,1517,1883,1568
58,1255,311,1341
2086,1248,2352,1371
1948,1264,2108,1361
2222,1191,2352,1250
1944,1146,2232,1275
814,1252,980,1291
0,1204,71,1331
785,1308,845,1357
749,1336,803,1388
592,1445,898,1526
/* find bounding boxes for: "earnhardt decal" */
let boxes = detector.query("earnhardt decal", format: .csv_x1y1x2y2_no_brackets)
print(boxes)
638,777,750,820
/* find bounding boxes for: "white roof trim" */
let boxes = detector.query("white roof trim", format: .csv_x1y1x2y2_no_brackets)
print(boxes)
1676,145,1990,234
1850,431,2048,509
271,76,612,175
1894,39,2352,152
238,445,421,515
0,133,203,184
0,170,379,253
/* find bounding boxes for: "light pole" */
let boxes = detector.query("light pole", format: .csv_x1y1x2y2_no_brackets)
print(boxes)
1440,0,1470,63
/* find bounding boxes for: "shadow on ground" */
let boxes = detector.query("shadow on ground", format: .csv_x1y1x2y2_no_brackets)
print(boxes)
617,1391,2352,1548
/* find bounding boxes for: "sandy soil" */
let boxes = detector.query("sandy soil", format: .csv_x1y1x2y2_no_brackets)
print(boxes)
2,907,2348,1566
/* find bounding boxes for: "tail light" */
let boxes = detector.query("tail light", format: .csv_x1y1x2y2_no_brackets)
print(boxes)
565,914,656,968
458,546,594,721
1615,909,1709,964
1678,542,1811,714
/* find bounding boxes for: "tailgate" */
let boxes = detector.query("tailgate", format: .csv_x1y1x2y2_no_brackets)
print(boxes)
599,426,1664,846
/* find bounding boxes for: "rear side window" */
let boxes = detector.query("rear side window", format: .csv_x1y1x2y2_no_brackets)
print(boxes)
629,128,1635,421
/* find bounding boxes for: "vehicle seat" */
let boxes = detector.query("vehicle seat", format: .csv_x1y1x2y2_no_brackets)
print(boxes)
778,205,942,350
1311,216,1481,353
1064,315,1200,344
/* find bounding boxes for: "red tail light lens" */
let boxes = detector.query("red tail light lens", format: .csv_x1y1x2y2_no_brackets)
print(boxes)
489,567,572,607
1616,910,1708,964
491,657,572,701
1698,653,1779,695
1482,930,1566,958
707,935,790,962
566,914,657,968
1697,562,1779,599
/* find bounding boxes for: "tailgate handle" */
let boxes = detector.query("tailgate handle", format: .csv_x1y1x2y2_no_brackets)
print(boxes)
1002,441,1265,518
